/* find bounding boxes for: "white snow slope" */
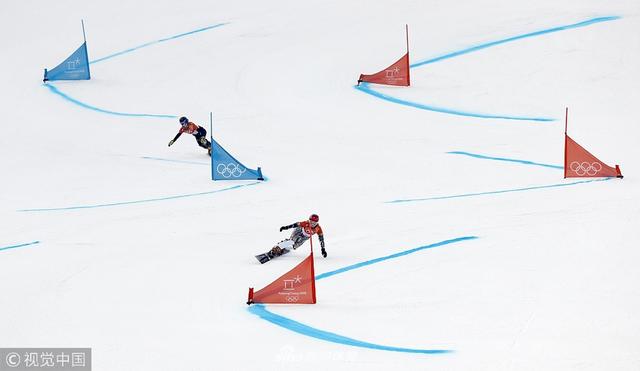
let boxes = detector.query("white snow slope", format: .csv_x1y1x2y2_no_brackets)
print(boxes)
1,0,639,370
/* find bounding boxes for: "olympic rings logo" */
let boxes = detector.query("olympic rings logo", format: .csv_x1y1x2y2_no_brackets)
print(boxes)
286,296,299,302
569,161,602,176
216,163,247,178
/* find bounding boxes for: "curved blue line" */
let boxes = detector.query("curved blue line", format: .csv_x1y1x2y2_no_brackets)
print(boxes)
412,16,620,68
386,178,612,203
248,304,451,354
358,16,620,121
17,182,261,212
0,241,41,252
355,82,553,122
447,151,563,169
141,156,209,166
44,23,228,118
44,83,176,118
316,236,478,280
249,237,476,353
91,23,228,64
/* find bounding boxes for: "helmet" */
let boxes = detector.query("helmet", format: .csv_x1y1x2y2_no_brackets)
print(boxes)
179,116,189,125
309,214,319,223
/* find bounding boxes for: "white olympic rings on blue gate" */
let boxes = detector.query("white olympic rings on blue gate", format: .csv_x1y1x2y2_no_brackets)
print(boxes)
216,163,247,178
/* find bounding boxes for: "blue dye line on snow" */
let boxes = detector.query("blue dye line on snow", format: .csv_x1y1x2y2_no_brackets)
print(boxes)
249,236,476,354
316,236,478,280
44,23,227,118
411,16,620,68
357,16,620,121
17,182,261,212
141,156,209,166
90,23,228,64
0,241,40,252
387,178,612,204
248,304,451,354
43,84,177,119
356,82,553,122
447,151,563,169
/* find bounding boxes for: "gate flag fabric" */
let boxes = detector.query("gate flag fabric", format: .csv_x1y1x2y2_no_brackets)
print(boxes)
357,25,410,87
211,138,264,181
564,135,622,178
44,42,91,82
563,108,623,178
247,252,317,305
358,52,410,86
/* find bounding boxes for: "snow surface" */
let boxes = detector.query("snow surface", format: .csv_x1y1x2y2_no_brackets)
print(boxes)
1,0,639,370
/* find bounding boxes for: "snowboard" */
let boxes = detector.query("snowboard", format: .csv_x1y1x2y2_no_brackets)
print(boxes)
255,239,294,264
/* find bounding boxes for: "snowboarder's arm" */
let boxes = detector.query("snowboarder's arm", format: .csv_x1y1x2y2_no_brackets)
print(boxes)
317,228,327,257
168,132,182,146
279,222,298,232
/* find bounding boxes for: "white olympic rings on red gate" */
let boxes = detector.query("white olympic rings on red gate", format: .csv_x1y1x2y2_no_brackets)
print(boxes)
569,161,602,176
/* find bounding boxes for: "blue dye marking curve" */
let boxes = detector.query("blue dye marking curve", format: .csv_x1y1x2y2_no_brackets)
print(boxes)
355,82,553,122
447,151,563,169
249,304,451,354
17,182,260,212
317,236,478,280
411,16,620,68
45,23,227,118
357,16,620,121
0,241,41,252
44,84,176,118
249,236,478,354
387,178,612,204
91,23,227,64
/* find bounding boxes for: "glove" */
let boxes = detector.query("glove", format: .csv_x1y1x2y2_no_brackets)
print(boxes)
168,139,175,147
321,247,327,258
279,226,286,232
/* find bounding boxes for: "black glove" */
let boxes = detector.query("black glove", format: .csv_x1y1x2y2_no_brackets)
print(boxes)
279,226,286,232
321,247,327,258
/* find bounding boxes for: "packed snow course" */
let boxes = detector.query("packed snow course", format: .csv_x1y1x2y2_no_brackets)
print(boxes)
2,2,638,370
30,14,621,355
